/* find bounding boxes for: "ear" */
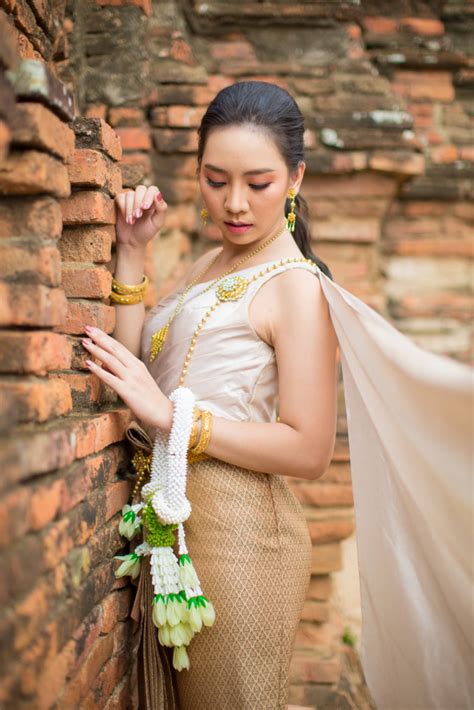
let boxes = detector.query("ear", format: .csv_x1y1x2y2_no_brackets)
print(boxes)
289,160,306,193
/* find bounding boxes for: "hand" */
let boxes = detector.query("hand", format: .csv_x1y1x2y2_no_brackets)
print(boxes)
81,326,173,432
114,184,168,251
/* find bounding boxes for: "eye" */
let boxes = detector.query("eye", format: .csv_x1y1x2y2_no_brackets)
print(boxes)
206,178,225,188
249,183,271,190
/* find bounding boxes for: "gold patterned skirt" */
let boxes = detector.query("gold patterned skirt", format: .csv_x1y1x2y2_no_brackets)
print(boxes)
130,447,312,710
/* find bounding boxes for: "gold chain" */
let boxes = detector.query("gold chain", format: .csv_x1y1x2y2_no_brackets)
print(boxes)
177,256,318,387
149,222,288,362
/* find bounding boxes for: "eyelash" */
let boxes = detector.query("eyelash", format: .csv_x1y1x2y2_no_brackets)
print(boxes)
206,178,271,191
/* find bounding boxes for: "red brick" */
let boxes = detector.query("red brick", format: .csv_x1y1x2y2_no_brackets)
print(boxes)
51,371,107,406
0,377,72,425
108,107,145,127
0,196,63,239
0,240,62,286
362,16,398,34
150,105,206,128
430,144,458,163
400,17,444,35
210,40,257,62
0,485,31,547
60,447,123,514
73,118,122,161
392,71,455,102
0,283,67,327
61,264,112,298
307,575,333,601
92,0,151,14
72,409,132,459
57,631,115,707
14,582,49,653
67,149,122,196
294,482,353,507
59,225,114,263
60,191,116,225
289,652,341,684
301,599,329,623
82,643,130,708
152,128,198,153
10,102,75,161
100,590,132,634
105,480,131,521
306,518,355,544
63,300,115,335
0,150,70,197
0,331,72,375
115,126,151,151
29,478,63,531
0,119,11,162
311,543,342,574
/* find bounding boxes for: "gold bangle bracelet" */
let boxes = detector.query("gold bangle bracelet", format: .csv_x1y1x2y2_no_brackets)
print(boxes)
112,274,149,294
188,406,202,450
109,291,146,305
189,410,212,455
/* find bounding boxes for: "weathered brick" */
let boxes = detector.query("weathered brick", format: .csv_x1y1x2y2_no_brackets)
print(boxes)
61,190,116,225
28,477,63,531
0,195,63,239
301,599,330,623
0,377,72,426
115,126,151,151
311,543,342,574
0,330,72,374
63,299,115,334
61,263,112,298
150,105,206,128
67,149,122,196
108,106,145,127
0,240,62,286
0,282,67,327
0,149,70,197
51,371,107,407
10,102,75,160
294,482,354,507
290,652,342,684
59,225,114,263
400,17,444,35
361,16,398,34
152,128,198,153
0,485,31,547
392,70,455,102
73,117,122,162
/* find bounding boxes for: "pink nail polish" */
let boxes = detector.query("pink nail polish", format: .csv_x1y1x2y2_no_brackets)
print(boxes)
85,325,93,333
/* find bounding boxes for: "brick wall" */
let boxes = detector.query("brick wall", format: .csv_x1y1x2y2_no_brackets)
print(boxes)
1,0,472,708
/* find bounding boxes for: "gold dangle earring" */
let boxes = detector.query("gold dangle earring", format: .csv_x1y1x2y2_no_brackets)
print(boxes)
200,206,208,226
285,188,297,233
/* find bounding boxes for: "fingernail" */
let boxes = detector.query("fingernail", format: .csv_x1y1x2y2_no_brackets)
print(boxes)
142,202,150,209
82,338,93,345
85,325,94,333
85,359,94,367
156,192,164,202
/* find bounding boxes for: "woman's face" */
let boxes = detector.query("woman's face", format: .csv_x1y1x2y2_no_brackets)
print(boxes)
198,124,305,250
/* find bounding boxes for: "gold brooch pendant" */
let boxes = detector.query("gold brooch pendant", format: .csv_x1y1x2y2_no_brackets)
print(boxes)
215,275,249,302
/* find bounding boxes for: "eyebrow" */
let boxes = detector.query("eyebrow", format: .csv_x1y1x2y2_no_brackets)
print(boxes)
204,163,276,175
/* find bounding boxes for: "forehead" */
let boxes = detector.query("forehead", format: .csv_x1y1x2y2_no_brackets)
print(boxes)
202,124,285,172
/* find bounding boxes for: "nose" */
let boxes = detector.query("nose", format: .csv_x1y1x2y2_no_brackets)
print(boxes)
223,184,249,216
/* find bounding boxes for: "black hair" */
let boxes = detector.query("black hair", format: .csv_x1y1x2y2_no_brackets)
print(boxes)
196,80,333,280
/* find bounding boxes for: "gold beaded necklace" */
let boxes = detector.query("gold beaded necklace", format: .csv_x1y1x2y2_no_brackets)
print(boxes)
176,255,319,388
149,222,288,362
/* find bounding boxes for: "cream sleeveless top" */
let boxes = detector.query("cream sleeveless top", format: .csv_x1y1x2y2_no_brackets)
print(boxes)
140,259,319,424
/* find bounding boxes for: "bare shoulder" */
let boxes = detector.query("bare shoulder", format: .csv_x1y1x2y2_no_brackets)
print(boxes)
249,264,331,347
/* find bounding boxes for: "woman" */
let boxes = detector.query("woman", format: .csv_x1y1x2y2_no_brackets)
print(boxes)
81,82,473,710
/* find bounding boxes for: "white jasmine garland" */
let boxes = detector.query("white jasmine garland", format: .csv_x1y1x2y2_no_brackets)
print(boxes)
114,386,216,672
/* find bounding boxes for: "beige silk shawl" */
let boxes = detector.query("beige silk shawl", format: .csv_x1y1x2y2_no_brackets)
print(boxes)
316,267,473,710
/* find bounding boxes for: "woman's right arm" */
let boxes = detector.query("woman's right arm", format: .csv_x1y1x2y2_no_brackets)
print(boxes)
112,184,167,356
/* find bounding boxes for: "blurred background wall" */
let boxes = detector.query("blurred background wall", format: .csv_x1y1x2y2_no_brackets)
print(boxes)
0,0,472,707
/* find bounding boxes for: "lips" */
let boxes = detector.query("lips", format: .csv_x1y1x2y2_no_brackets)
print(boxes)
225,221,252,226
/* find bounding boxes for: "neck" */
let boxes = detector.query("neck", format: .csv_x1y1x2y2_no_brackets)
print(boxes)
218,221,288,265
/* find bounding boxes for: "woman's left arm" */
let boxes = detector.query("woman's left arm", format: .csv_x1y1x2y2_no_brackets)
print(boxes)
197,269,339,480
82,269,338,481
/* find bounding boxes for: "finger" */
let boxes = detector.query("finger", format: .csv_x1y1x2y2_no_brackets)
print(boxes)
115,191,130,219
133,185,148,218
84,327,135,368
125,191,136,224
85,358,126,396
141,186,160,210
82,338,127,378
